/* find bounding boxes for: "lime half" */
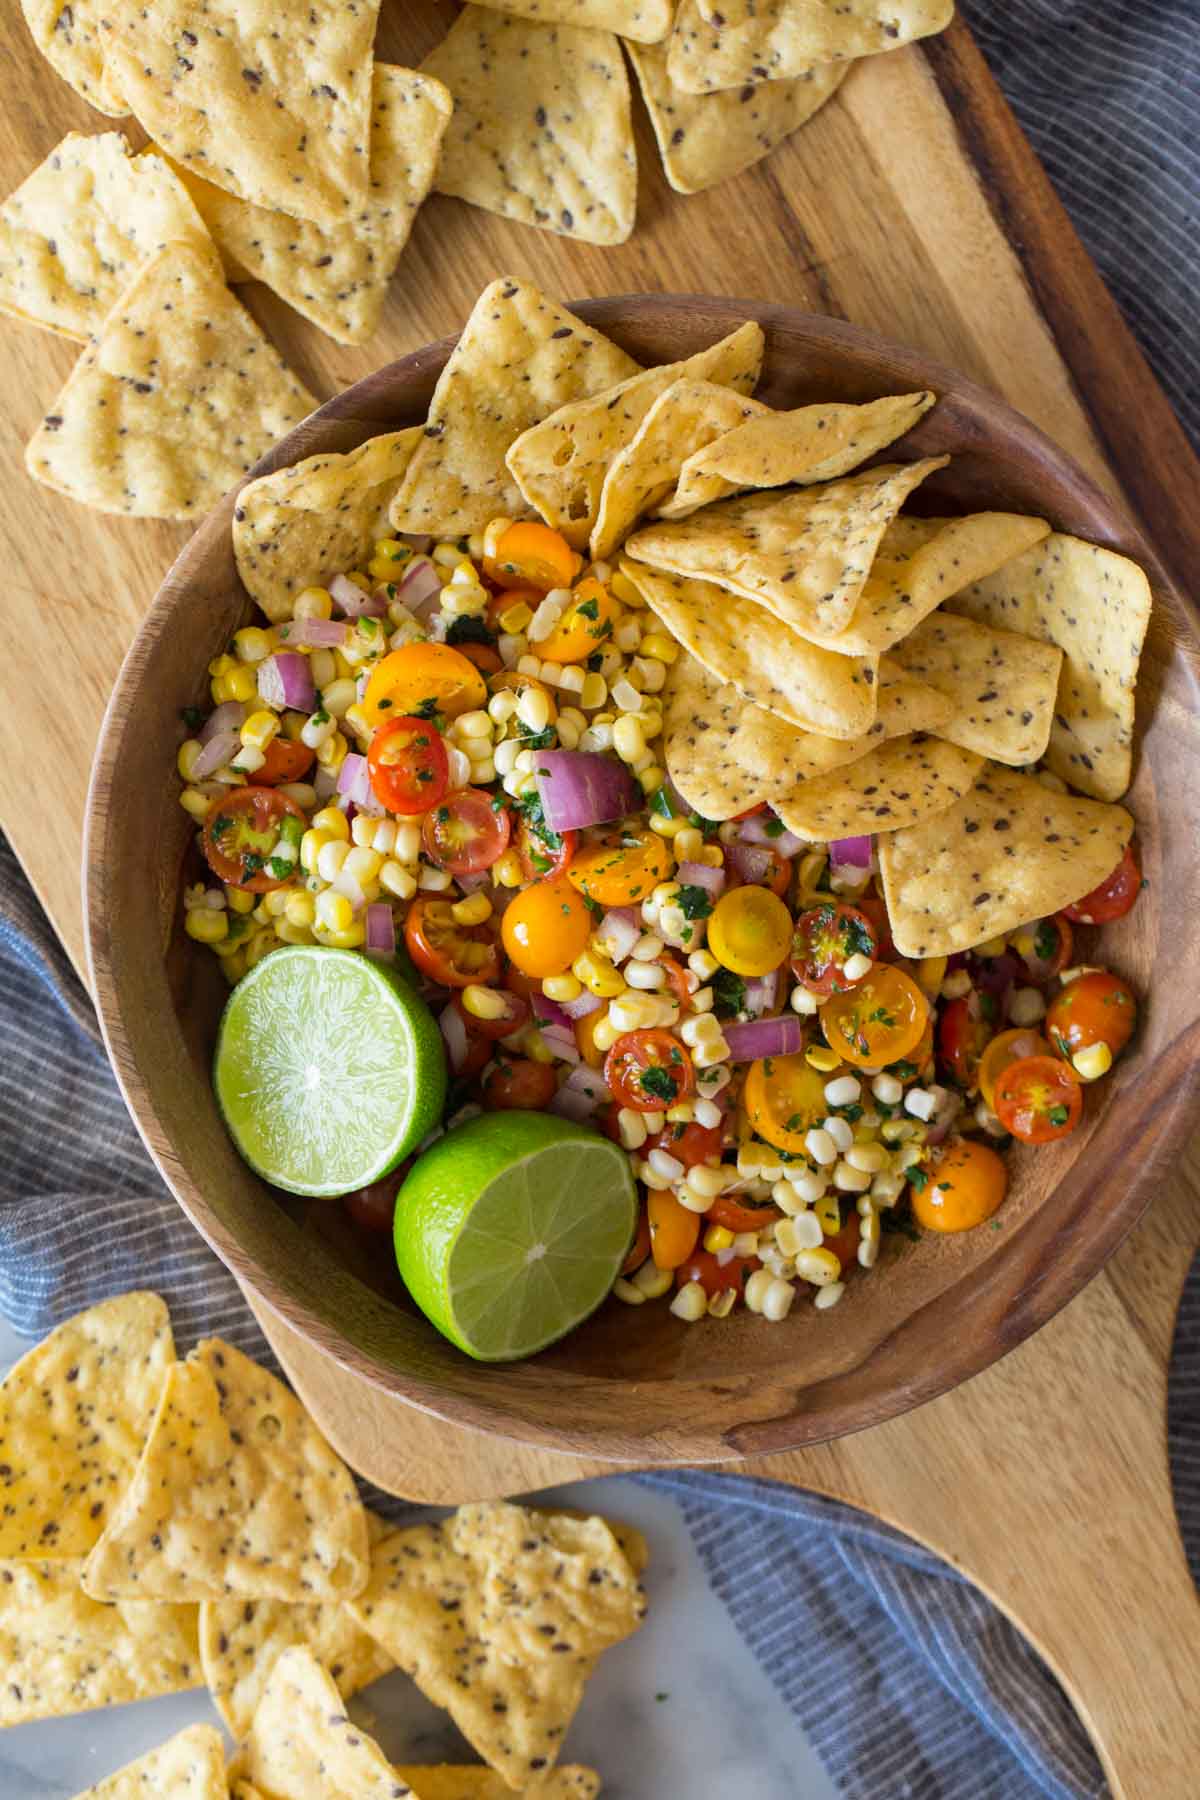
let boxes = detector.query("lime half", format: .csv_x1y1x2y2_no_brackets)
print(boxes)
214,946,446,1196
394,1112,637,1361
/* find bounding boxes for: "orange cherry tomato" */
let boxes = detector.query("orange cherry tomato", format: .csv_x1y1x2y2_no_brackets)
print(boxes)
422,788,511,874
516,816,577,882
912,1137,1008,1232
937,993,993,1089
255,737,315,785
486,586,544,630
742,1054,829,1155
645,1115,724,1171
535,577,622,664
485,521,579,591
1045,971,1137,1062
568,828,673,908
361,642,487,727
1062,843,1141,925
501,875,593,978
705,1194,780,1232
504,964,543,1000
993,1055,1083,1144
656,954,694,1010
622,1206,652,1275
367,716,450,815
404,896,500,989
201,786,306,892
977,1027,1052,1111
574,1007,608,1069
452,987,530,1042
482,1058,558,1111
675,1250,761,1298
648,1189,701,1271
456,640,504,676
822,1209,862,1275
789,901,878,996
819,966,929,1070
604,1029,695,1113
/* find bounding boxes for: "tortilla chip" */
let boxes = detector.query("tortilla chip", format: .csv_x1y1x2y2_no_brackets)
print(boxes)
657,391,936,518
0,1292,173,1560
173,66,452,346
626,458,946,643
19,0,127,115
389,278,640,539
620,560,877,737
26,240,316,520
947,532,1152,802
104,0,380,226
348,1502,646,1788
70,1724,228,1799
507,321,764,549
396,1770,601,1800
591,380,767,559
234,429,422,623
776,732,983,841
817,513,1052,654
879,764,1134,958
669,0,953,95
82,1339,368,1605
889,610,1063,765
0,133,208,344
424,10,636,247
227,1646,405,1799
472,0,670,38
628,37,845,195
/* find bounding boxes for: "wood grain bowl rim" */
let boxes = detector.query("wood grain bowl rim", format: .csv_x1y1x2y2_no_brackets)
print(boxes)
84,295,1200,1463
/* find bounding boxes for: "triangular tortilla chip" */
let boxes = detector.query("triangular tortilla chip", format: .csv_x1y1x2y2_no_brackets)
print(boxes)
396,1769,601,1800
879,763,1133,958
507,320,763,549
82,1339,368,1604
0,133,208,343
234,429,422,623
620,560,878,737
470,0,670,38
628,36,846,195
669,0,953,94
656,391,936,518
591,380,767,559
0,1557,200,1726
889,610,1063,765
0,1292,173,1559
19,0,127,115
389,277,640,539
947,531,1152,802
70,1723,228,1799
348,1502,646,1789
227,1646,403,1799
26,240,316,520
173,66,452,345
776,732,984,841
424,10,636,247
626,458,946,642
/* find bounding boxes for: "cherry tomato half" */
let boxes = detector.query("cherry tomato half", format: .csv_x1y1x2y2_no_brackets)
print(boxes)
604,1029,695,1113
482,1058,558,1111
855,892,896,962
822,1208,862,1275
790,901,878,996
361,642,486,728
501,876,593,978
568,827,672,908
648,1189,701,1271
705,1194,781,1233
456,640,504,677
819,966,929,1070
452,986,530,1042
368,716,450,815
1012,914,1074,983
422,788,511,874
486,521,579,591
708,885,793,977
675,1251,761,1298
645,1115,724,1171
937,993,993,1089
535,577,622,665
256,737,315,785
202,786,306,892
404,896,500,988
742,1053,829,1155
622,1207,652,1275
911,1138,1008,1232
977,1027,1052,1111
1045,971,1138,1062
993,1055,1083,1144
1062,843,1141,925
517,815,577,882
656,954,694,1010
726,844,792,898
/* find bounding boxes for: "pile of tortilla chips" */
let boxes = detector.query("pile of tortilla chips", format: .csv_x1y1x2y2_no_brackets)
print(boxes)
1,1291,643,1796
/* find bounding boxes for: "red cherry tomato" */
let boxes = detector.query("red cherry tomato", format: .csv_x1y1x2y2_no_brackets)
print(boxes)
341,1169,407,1233
1062,843,1141,925
367,716,450,815
504,965,544,1000
516,816,577,882
993,1055,1083,1144
422,787,511,875
482,1058,558,1110
822,1209,862,1275
855,893,895,962
201,786,306,892
456,641,503,676
655,954,694,1010
675,1251,761,1298
1013,914,1074,982
604,1029,695,1113
458,1032,493,1080
705,1194,781,1232
403,896,499,989
644,1116,724,1171
255,737,316,785
789,901,878,996
1045,971,1138,1061
452,987,530,1042
938,992,993,1089
622,1207,652,1275
732,803,768,820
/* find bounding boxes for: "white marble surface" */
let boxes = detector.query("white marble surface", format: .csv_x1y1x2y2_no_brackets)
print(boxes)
0,1316,837,1799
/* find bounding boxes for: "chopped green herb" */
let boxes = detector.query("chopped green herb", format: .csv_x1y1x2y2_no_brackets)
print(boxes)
764,817,785,838
711,969,747,1020
266,857,293,881
650,785,680,820
1047,1104,1070,1126
576,596,599,620
413,696,440,720
445,614,496,647
640,1066,678,1103
889,1058,917,1079
518,726,556,750
180,705,203,732
1034,918,1059,961
675,884,714,921
586,650,604,671
907,1165,929,1191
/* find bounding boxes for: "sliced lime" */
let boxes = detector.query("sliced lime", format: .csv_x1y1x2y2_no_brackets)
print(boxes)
394,1112,637,1361
213,946,446,1197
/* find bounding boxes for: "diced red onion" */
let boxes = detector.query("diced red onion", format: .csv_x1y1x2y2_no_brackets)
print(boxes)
531,992,575,1036
257,652,315,714
280,617,351,649
724,842,775,887
829,835,873,870
722,1014,805,1062
314,765,340,801
925,1089,964,1147
743,971,780,1017
561,988,603,1021
540,1024,582,1065
192,730,243,779
535,751,639,834
676,860,726,898
597,906,640,964
738,815,805,857
365,904,395,958
336,753,385,817
330,868,365,915
199,700,246,744
548,1063,611,1121
397,556,442,620
455,870,490,895
438,1001,470,1074
330,572,387,618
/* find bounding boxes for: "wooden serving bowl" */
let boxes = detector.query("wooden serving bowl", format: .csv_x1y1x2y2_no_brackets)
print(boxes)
85,297,1200,1465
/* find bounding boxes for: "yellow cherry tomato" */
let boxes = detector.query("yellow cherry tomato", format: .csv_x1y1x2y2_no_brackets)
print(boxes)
536,577,622,665
742,1054,830,1155
567,828,672,908
361,642,486,727
486,521,580,591
648,1189,702,1271
707,885,792,978
501,876,593,979
819,966,928,1069
977,1027,1052,1111
911,1138,1008,1233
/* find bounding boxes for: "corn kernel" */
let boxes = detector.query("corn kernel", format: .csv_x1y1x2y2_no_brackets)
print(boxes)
284,891,316,929
703,1224,735,1253
240,709,281,753
640,631,680,664
315,890,354,933
344,846,384,887
579,672,608,710
543,973,583,1003
319,922,366,950
311,806,349,841
794,1246,843,1287
462,984,508,1022
379,860,417,901
669,1283,707,1323
572,951,626,998
493,849,523,888
294,586,334,620
185,908,229,944
316,730,348,771
591,1015,621,1054
613,1277,646,1307
613,716,647,763
179,786,214,820
632,1262,673,1299
225,885,256,915
299,828,329,874
1072,1041,1113,1081
452,892,493,927
806,1045,842,1074
176,738,204,782
224,664,259,704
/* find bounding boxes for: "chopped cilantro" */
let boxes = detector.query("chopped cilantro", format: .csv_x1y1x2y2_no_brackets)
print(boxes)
882,1207,921,1241
711,968,746,1019
764,817,785,838
377,697,393,710
576,596,599,620
889,1058,917,1079
583,894,603,916
834,1102,864,1123
445,614,496,647
518,726,556,750
675,884,713,920
907,1165,929,1191
1034,918,1059,961
650,784,680,820
180,705,204,732
413,696,440,720
586,651,604,671
267,857,293,881
1047,1104,1070,1126
311,707,330,726
640,1065,678,1103
241,852,265,877
687,810,717,835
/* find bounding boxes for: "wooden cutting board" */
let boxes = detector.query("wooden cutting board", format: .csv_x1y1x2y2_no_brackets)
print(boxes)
2,9,1199,1795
